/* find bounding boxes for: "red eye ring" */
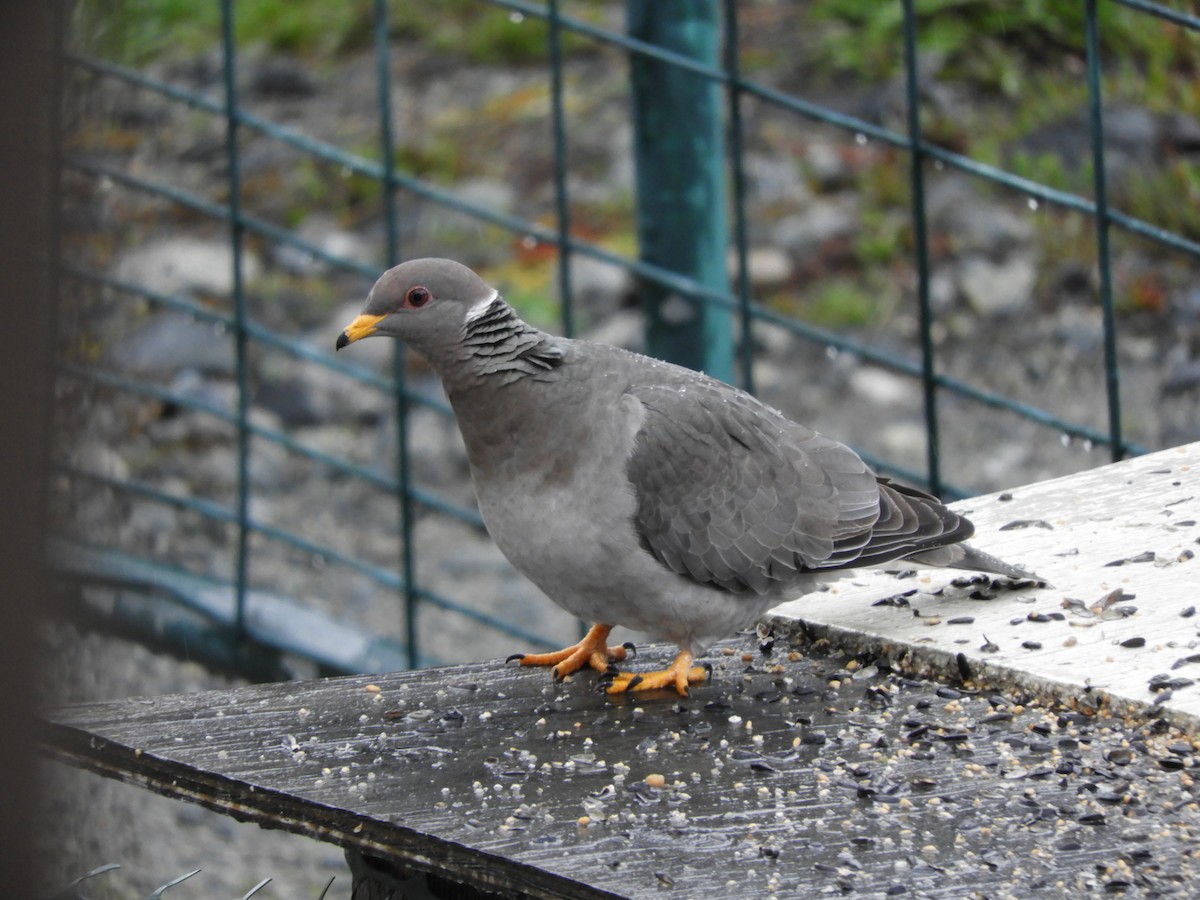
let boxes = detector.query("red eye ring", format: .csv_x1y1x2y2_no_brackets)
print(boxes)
405,286,431,308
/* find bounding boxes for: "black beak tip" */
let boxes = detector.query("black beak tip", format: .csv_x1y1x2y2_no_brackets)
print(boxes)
335,332,350,351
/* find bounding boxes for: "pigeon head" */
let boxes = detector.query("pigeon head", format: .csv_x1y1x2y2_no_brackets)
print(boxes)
336,257,498,357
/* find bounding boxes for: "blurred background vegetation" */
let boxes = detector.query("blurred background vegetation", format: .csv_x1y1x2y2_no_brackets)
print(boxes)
68,0,1200,331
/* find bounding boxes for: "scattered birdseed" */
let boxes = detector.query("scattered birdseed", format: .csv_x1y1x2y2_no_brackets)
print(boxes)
999,519,1053,531
1104,551,1156,566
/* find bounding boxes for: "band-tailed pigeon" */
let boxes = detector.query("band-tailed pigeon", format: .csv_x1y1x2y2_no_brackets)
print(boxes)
338,258,1037,695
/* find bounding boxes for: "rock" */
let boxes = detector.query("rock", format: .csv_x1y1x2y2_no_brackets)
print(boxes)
746,356,798,398
581,308,644,354
1161,357,1200,396
70,443,130,482
255,349,388,428
929,270,957,313
254,371,324,429
407,178,520,262
250,55,318,98
122,501,177,555
1122,335,1158,365
877,420,927,460
730,246,793,290
112,236,262,298
803,140,851,190
957,253,1037,316
1103,105,1162,158
569,254,633,320
848,366,915,407
1052,305,1104,355
743,153,811,207
1052,261,1094,300
105,314,235,376
1164,111,1200,153
406,403,469,490
1013,104,1190,186
1171,288,1200,327
168,368,236,412
926,176,1034,257
773,198,859,259
978,441,1032,487
273,215,377,277
744,317,795,357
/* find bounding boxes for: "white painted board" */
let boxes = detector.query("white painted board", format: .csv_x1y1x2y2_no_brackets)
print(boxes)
769,442,1200,730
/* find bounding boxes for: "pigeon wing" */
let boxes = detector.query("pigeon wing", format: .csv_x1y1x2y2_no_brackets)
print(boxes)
625,381,878,593
625,380,973,594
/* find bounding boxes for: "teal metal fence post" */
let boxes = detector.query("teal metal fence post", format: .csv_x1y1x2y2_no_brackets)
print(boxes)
1085,0,1125,463
901,0,942,496
219,0,252,646
373,0,421,669
627,0,734,382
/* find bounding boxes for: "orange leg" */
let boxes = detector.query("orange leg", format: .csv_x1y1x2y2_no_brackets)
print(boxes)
606,649,709,697
507,623,632,681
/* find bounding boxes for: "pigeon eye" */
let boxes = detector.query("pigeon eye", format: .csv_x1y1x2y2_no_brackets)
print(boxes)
405,286,431,308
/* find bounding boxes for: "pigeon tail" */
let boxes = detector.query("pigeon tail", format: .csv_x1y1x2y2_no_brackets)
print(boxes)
905,542,1049,585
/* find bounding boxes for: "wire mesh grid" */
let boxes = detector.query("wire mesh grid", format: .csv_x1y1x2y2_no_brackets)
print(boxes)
53,0,1200,676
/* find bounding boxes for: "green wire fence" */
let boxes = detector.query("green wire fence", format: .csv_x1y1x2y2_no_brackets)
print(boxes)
54,0,1199,678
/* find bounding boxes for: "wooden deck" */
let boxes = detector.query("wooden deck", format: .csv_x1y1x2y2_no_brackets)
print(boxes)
39,443,1200,899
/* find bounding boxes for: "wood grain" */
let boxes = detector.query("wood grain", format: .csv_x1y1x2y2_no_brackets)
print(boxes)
43,635,1200,897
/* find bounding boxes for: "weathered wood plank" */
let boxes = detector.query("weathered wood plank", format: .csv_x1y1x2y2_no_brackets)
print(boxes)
770,441,1200,731
39,442,1200,898
42,633,1200,898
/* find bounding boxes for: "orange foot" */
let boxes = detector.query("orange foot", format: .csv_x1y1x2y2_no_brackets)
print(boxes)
507,623,633,682
606,649,710,696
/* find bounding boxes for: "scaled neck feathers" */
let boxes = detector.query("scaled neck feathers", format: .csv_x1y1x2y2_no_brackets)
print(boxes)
458,293,564,385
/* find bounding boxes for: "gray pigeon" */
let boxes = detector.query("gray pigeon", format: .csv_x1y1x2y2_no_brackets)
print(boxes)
337,258,1037,695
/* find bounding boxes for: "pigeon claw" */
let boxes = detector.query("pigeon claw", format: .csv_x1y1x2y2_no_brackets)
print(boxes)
606,650,707,697
508,623,628,681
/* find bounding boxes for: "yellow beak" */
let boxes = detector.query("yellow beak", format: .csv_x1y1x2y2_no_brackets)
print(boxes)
336,312,387,350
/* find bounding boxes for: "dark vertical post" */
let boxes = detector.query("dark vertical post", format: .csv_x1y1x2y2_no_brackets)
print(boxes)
722,0,754,393
547,0,574,340
546,0,587,642
628,0,734,382
0,0,56,893
1085,0,1124,462
219,0,252,640
374,0,421,668
901,0,942,496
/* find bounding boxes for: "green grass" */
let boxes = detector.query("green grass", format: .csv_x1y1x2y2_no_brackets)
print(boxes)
811,0,1196,99
73,0,597,67
772,277,891,332
72,0,374,64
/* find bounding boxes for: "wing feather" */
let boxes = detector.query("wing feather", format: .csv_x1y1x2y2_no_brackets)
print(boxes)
625,378,971,594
